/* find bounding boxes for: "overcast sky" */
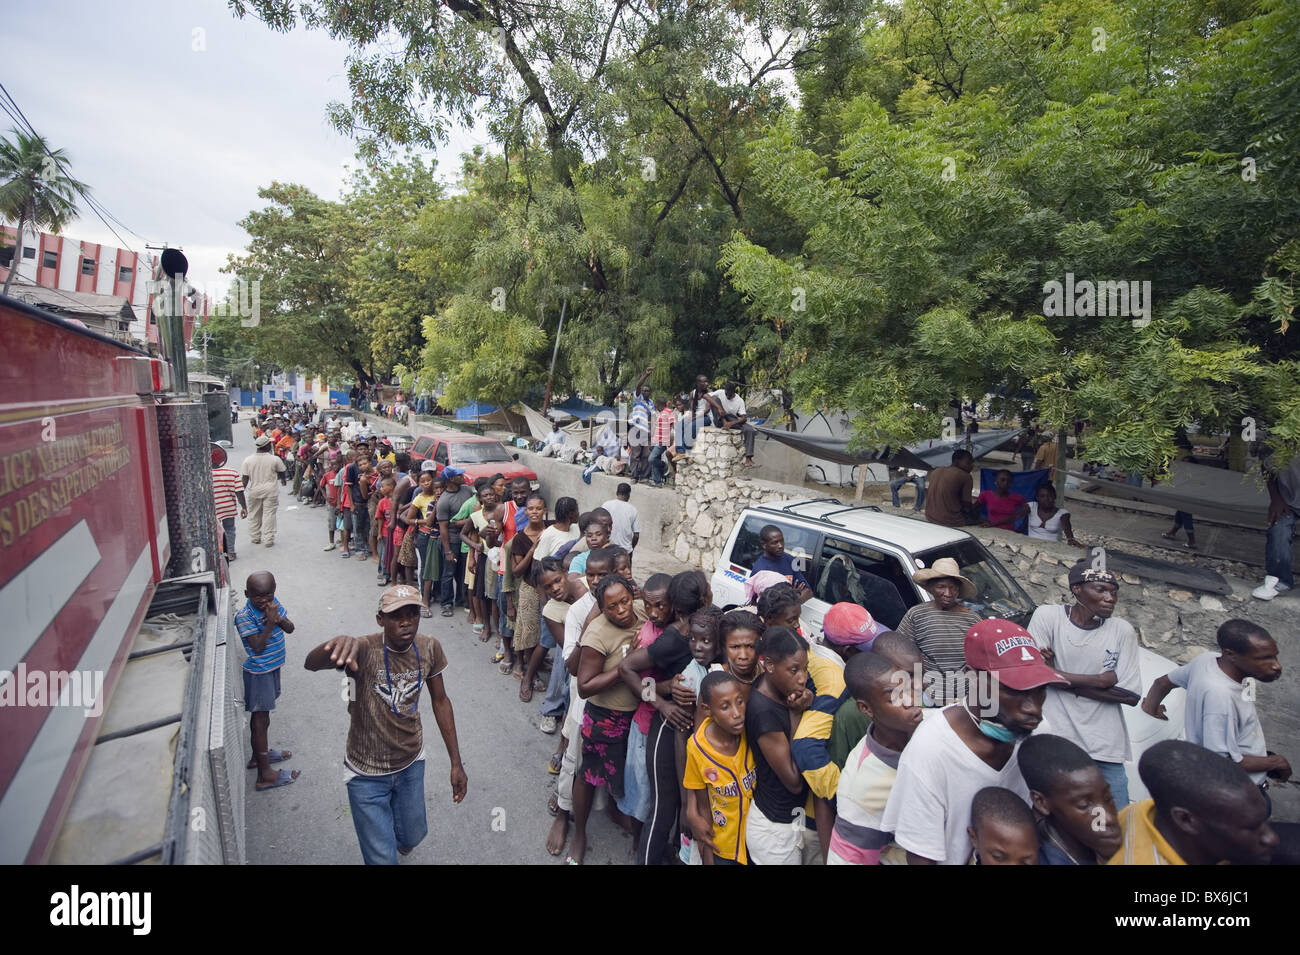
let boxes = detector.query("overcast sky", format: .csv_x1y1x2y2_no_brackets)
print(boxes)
1,0,487,290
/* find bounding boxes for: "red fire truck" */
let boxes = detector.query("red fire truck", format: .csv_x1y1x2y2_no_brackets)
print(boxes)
0,294,243,865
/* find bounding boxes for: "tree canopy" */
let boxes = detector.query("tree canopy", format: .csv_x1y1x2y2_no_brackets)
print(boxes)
214,0,1298,470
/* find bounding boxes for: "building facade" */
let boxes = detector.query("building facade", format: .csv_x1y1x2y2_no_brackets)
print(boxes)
1,222,208,347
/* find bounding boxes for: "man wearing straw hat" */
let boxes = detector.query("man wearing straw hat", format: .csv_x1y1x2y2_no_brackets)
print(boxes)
893,558,982,705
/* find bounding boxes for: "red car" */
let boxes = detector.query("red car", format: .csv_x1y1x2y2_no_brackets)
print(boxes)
409,433,538,487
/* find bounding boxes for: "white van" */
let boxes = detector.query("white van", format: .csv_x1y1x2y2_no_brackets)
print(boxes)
708,498,1185,802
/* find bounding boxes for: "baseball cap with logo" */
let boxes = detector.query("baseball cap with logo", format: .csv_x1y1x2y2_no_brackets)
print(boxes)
963,618,1068,691
441,466,466,479
822,602,880,647
421,460,439,472
1068,560,1120,589
379,584,424,614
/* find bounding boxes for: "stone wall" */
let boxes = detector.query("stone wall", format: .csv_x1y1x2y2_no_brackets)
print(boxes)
671,428,817,569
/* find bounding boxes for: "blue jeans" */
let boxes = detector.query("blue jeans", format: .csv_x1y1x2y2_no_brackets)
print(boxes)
1097,760,1130,809
891,475,926,510
497,579,514,638
540,650,569,719
346,758,428,865
649,445,668,484
1266,507,1298,588
617,722,652,822
440,547,466,610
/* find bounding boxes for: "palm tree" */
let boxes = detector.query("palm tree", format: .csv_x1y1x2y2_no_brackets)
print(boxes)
0,128,87,297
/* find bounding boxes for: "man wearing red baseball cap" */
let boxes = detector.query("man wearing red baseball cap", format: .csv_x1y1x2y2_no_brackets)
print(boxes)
880,618,1066,864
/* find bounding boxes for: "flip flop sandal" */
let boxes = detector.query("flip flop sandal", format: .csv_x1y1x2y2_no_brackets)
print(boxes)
247,749,291,768
547,754,563,777
441,607,455,618
255,768,300,791
421,607,433,618
499,661,515,676
472,623,485,633
492,652,506,664
564,856,582,866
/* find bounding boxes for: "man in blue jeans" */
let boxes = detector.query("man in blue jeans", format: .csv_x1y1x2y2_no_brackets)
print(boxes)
1254,451,1299,601
436,468,474,615
890,468,927,510
305,584,467,864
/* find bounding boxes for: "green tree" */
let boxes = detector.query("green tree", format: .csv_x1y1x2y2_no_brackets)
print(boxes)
721,0,1300,475
0,128,86,297
231,0,855,401
223,182,372,386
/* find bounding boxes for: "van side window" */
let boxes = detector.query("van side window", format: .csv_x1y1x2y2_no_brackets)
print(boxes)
412,437,433,456
434,443,449,466
813,536,918,630
728,515,820,582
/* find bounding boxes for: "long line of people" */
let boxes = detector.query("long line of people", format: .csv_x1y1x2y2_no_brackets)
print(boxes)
233,402,1294,865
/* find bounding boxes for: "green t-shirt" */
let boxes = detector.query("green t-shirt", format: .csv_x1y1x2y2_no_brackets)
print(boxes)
827,696,871,770
454,494,478,554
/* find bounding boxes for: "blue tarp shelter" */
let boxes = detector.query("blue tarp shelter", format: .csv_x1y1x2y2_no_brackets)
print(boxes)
549,396,616,422
454,401,499,421
977,467,1052,532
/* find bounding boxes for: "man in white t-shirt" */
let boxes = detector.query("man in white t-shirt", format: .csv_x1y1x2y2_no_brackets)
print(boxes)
704,382,758,467
881,617,1067,864
1028,563,1142,808
1141,619,1291,791
601,484,642,553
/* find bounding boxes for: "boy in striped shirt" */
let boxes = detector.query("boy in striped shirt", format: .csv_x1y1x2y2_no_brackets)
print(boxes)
211,458,246,560
827,652,923,864
236,572,300,790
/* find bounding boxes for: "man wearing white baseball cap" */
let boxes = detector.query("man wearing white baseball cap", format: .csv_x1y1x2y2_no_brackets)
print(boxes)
881,617,1066,864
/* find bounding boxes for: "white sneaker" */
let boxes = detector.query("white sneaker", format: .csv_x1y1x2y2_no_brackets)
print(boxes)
1252,576,1292,600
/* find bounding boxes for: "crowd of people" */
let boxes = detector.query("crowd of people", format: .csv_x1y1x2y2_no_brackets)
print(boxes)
536,370,759,486
215,389,1299,866
220,422,1293,864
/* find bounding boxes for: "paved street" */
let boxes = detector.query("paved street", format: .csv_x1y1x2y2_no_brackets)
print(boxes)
234,414,664,865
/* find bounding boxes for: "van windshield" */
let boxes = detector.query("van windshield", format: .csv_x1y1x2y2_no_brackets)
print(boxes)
913,539,1036,624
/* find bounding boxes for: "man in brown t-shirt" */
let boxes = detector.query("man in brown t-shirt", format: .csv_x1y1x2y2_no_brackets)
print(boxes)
924,450,976,527
306,584,467,864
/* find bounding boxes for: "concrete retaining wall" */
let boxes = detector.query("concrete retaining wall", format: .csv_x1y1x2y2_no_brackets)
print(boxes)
515,449,682,553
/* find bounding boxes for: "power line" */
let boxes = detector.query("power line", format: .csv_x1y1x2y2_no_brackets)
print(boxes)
0,82,146,255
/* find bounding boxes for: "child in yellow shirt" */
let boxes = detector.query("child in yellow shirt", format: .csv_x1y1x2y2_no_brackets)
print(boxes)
684,671,757,865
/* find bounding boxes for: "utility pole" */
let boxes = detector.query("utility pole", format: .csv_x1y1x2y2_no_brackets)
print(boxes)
540,295,568,415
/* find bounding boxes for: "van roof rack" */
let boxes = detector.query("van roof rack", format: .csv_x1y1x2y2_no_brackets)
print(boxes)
759,499,885,529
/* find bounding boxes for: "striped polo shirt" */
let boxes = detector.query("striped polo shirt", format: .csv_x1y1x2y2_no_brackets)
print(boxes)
893,603,982,705
235,598,287,673
827,728,906,865
212,467,242,521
